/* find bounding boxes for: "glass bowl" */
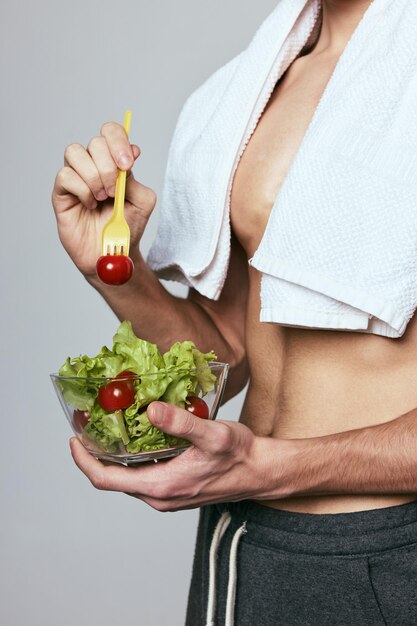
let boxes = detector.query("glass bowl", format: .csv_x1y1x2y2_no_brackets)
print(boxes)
50,362,229,465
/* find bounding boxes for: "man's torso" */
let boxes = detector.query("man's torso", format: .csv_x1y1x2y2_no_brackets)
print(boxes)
230,46,417,513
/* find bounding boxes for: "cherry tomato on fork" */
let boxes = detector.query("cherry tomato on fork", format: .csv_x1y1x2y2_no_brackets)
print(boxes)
96,255,134,285
185,396,210,419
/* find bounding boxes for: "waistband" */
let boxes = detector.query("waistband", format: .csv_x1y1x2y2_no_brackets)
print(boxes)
216,499,417,556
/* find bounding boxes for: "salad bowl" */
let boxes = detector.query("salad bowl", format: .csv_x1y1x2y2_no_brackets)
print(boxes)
51,362,229,465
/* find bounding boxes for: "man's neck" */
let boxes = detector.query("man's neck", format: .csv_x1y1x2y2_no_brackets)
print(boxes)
315,0,373,54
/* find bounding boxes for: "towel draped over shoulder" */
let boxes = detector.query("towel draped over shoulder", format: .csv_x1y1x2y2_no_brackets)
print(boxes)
147,0,417,338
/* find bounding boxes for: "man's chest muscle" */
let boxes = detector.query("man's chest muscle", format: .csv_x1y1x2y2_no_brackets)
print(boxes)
230,55,337,258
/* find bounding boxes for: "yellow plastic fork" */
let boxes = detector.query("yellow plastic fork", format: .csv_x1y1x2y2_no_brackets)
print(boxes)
101,110,132,256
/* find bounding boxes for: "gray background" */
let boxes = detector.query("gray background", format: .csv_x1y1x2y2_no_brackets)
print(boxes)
0,1,277,624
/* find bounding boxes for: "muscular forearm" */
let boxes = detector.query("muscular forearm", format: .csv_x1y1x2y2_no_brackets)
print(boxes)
87,249,247,399
88,250,197,349
70,381,417,511
257,407,417,500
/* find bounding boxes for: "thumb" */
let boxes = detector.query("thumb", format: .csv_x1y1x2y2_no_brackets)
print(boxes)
148,401,220,451
125,172,157,217
131,144,141,160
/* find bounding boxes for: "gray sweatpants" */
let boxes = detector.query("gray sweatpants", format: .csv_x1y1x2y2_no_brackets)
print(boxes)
185,500,417,625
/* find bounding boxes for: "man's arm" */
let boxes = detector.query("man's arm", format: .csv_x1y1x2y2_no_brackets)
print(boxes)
88,235,249,401
70,401,417,511
52,121,249,400
259,406,417,499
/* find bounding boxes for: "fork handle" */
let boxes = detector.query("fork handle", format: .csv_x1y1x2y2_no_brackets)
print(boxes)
114,170,128,219
113,110,132,220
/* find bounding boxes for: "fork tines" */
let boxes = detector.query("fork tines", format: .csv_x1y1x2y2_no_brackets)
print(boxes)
106,244,127,256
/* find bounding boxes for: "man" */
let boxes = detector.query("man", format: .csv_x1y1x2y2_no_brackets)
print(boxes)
52,0,417,623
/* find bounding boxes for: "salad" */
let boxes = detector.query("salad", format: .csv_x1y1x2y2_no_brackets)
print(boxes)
58,321,216,454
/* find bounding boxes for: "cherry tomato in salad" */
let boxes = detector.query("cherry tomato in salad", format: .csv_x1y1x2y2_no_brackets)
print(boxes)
185,396,210,419
73,409,90,433
116,370,137,382
115,370,136,394
96,255,134,286
98,379,136,411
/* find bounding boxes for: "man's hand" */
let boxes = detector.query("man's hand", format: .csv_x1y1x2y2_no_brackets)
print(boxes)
70,400,417,509
52,122,157,278
70,402,273,511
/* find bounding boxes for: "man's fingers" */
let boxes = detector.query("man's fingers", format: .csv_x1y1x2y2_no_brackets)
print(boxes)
70,438,147,494
87,138,141,197
148,402,234,453
87,136,118,196
70,438,188,499
100,121,134,170
54,167,97,211
64,143,106,201
131,144,141,159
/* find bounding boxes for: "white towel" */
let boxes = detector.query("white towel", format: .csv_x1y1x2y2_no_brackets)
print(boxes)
147,0,417,338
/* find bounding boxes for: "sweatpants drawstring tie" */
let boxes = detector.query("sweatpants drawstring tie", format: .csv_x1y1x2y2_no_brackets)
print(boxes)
205,511,247,626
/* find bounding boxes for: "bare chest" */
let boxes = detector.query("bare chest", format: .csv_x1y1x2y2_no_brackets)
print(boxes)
230,55,338,258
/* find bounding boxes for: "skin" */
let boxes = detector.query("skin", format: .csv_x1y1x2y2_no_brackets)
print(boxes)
53,0,417,514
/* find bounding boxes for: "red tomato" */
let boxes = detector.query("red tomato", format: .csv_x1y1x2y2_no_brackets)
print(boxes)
73,409,90,433
96,255,134,285
116,370,137,382
98,379,136,411
186,396,210,419
115,370,136,394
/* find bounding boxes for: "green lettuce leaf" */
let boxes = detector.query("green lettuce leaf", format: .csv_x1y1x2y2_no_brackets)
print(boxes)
161,373,197,407
57,357,99,410
126,411,189,453
113,321,165,375
163,340,215,371
162,341,217,400
84,405,126,452
58,321,218,454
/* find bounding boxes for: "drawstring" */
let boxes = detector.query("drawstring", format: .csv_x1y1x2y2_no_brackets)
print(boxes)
206,512,231,626
205,511,248,626
225,520,247,626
